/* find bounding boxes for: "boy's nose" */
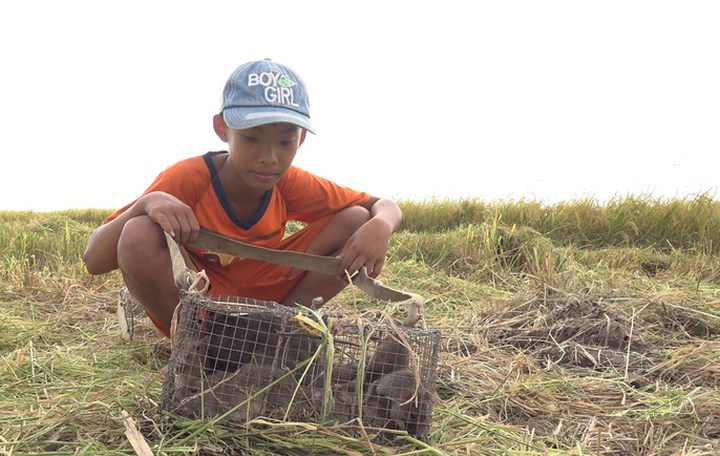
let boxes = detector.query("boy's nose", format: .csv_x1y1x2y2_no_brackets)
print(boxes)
257,145,278,164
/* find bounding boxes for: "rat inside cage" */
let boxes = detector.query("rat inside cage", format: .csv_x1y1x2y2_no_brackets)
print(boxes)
158,290,440,442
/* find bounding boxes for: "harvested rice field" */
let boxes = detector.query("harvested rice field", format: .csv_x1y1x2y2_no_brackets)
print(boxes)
3,196,720,455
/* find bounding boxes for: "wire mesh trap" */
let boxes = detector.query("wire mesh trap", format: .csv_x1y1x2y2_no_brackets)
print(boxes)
118,287,159,340
158,291,440,442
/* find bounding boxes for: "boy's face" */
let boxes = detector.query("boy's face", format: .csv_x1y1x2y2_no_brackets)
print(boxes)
213,115,306,194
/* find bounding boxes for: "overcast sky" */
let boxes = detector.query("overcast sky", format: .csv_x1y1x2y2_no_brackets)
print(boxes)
1,1,718,211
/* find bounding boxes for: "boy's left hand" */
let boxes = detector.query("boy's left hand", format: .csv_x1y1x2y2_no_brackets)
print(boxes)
337,217,393,279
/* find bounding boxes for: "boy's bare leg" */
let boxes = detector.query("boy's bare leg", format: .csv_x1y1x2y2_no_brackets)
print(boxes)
116,215,183,334
282,205,372,307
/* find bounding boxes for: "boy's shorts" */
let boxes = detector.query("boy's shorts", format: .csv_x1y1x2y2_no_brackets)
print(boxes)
197,215,333,301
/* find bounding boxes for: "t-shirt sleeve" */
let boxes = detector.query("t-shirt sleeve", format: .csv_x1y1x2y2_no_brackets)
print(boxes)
278,166,373,224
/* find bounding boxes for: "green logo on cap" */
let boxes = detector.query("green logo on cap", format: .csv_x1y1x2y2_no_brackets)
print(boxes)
278,75,296,88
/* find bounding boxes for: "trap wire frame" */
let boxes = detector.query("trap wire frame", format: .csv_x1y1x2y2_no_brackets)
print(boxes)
158,291,441,442
118,287,159,340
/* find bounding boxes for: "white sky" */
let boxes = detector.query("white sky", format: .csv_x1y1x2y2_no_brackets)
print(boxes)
1,1,718,211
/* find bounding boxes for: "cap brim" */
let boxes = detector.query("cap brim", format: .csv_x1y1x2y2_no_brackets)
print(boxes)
223,107,316,134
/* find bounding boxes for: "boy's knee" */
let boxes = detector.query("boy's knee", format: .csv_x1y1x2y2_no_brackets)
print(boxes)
306,206,372,257
117,216,165,256
338,205,372,231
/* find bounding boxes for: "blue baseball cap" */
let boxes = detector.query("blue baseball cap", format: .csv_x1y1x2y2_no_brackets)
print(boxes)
221,59,316,134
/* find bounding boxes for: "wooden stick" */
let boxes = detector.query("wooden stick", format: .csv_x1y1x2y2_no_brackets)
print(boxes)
121,410,154,456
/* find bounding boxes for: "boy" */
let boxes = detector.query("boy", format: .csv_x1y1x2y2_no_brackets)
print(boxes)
83,59,402,338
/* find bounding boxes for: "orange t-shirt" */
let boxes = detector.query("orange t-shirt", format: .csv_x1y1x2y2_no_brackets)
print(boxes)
106,151,373,300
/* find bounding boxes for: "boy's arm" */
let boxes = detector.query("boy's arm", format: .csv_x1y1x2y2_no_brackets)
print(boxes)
83,191,199,275
364,197,403,232
338,198,403,279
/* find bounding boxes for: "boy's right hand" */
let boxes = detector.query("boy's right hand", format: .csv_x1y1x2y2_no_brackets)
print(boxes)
140,191,200,245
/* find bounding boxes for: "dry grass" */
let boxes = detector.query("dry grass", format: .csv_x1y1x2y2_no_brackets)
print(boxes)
2,199,720,455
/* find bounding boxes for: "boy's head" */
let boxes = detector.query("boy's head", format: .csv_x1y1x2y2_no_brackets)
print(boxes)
220,59,315,134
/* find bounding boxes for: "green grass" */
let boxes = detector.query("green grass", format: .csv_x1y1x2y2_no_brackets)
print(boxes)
2,196,720,455
401,193,720,253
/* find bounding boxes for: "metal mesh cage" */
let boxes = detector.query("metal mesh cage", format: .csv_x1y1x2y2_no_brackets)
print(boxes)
158,291,440,442
118,287,159,340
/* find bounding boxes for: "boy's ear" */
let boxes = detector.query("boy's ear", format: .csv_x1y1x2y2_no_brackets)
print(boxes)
299,128,307,146
213,114,228,142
